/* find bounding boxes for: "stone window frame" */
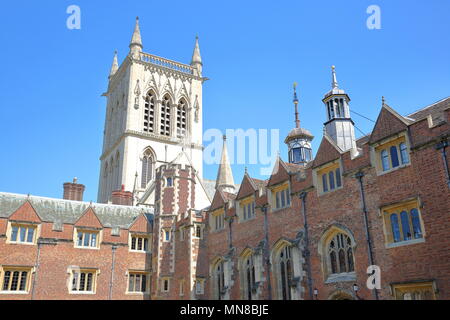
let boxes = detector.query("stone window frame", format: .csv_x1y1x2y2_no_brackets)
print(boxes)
238,248,262,300
195,278,205,295
313,159,343,196
73,227,102,250
210,208,225,232
129,232,151,253
125,270,150,295
237,195,256,223
0,265,34,294
143,89,156,133
67,267,99,295
380,198,426,248
269,182,292,212
6,221,40,246
371,132,411,176
161,277,171,293
210,257,227,300
270,239,303,300
193,223,204,239
390,280,437,300
318,225,357,284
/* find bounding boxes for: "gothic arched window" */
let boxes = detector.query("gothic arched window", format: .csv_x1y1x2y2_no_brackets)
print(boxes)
242,253,256,300
144,91,155,133
176,99,187,138
160,95,171,136
327,233,355,275
141,150,154,188
213,260,225,300
279,245,293,300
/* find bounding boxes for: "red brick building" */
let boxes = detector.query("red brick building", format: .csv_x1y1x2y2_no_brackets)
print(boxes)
1,39,449,299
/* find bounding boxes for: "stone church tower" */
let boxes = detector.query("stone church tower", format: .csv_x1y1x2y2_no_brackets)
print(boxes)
97,18,209,209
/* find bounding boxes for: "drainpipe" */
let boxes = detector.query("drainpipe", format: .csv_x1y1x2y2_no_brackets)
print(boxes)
109,245,117,300
436,140,450,189
262,205,273,300
355,171,379,300
299,192,314,300
31,241,42,300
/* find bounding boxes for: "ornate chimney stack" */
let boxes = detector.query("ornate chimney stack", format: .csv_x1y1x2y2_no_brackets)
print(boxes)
111,184,133,206
63,177,85,201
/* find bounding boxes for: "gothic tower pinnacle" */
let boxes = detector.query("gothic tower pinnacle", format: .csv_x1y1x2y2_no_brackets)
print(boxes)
216,135,235,193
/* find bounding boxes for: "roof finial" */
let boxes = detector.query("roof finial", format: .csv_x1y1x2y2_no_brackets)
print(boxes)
293,82,300,128
244,166,248,175
331,65,338,89
382,96,386,106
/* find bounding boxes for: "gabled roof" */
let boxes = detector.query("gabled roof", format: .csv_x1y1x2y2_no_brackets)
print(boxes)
369,104,410,144
210,188,235,211
75,207,103,228
236,173,266,200
312,134,342,168
267,157,291,187
8,201,42,223
129,213,153,233
0,192,152,228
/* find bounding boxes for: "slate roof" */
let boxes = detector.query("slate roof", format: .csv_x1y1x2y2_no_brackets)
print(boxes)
0,192,153,229
407,97,450,122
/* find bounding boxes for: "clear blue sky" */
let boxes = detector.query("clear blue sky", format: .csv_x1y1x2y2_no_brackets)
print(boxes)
0,0,449,202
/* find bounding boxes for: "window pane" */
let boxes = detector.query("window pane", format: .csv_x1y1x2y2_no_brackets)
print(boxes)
83,233,90,247
400,143,410,164
322,174,328,192
281,190,286,208
411,209,422,239
19,227,26,242
79,273,86,291
335,168,342,187
276,192,280,208
286,190,291,206
19,272,27,291
142,275,147,292
138,237,143,251
144,238,149,251
129,274,135,292
390,146,400,168
390,214,401,242
26,228,34,243
11,226,18,242
329,171,335,190
347,249,354,272
400,211,412,241
90,233,97,247
3,271,11,290
338,249,347,273
86,273,93,291
131,237,136,250
11,271,20,291
381,150,390,171
77,232,83,246
72,272,79,291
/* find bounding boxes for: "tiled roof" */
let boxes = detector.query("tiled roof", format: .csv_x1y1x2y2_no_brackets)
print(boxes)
0,192,153,229
407,97,450,122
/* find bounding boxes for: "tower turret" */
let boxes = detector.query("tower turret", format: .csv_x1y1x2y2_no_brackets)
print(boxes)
322,66,357,153
284,83,314,165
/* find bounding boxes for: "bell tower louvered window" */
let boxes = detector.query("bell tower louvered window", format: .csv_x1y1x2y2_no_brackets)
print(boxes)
176,99,187,138
143,92,155,133
160,95,171,136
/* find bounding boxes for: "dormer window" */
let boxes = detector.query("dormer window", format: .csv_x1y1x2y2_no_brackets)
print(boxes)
211,209,225,232
374,135,410,174
316,161,342,195
239,197,256,222
74,229,100,249
7,223,38,245
271,183,291,211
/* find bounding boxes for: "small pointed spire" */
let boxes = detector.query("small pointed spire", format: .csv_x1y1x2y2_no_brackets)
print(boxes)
331,65,339,89
216,135,235,193
191,35,202,65
129,17,143,56
109,50,119,79
293,82,300,128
